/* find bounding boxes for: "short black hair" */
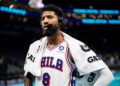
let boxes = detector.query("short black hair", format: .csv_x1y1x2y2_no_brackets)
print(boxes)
41,4,65,18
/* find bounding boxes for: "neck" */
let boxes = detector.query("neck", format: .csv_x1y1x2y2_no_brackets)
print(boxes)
47,30,64,45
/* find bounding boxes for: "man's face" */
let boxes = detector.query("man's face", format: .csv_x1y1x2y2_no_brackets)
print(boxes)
40,11,59,36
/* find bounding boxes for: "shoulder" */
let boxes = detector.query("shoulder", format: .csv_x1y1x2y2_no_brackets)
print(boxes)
66,36,91,52
72,38,85,45
62,31,90,50
62,31,84,45
29,37,46,48
29,40,40,49
27,37,47,54
66,35,86,46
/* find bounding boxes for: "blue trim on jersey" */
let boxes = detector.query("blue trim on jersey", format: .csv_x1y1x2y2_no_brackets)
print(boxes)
67,47,74,69
65,44,76,86
65,45,73,70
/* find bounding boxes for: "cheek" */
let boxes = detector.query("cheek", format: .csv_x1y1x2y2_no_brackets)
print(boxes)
52,18,59,24
56,18,59,24
53,20,59,26
40,22,44,27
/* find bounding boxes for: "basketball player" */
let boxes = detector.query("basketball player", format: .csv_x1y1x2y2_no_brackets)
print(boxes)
24,4,114,86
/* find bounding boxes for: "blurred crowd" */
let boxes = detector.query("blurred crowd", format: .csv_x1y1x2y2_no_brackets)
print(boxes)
0,50,120,82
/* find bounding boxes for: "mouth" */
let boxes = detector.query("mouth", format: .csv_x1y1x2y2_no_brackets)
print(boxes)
43,25,48,30
43,24,52,30
43,27,48,30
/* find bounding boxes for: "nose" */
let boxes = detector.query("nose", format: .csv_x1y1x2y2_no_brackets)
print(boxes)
43,17,49,25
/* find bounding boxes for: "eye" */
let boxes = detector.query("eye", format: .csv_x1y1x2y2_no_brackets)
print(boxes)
41,17,45,21
47,15,53,19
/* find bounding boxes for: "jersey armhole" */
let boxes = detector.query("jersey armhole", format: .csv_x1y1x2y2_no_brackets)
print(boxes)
68,47,75,64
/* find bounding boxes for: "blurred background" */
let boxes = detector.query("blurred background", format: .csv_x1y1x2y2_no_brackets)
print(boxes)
0,0,120,86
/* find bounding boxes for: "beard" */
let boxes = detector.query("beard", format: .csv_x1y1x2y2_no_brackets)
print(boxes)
42,24,58,37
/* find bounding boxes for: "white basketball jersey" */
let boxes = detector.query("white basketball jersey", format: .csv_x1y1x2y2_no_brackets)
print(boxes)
35,40,75,86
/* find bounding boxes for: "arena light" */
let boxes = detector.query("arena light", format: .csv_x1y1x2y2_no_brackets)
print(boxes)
100,10,119,14
81,19,120,24
108,20,120,24
73,9,98,14
73,9,119,14
0,6,26,16
81,19,107,24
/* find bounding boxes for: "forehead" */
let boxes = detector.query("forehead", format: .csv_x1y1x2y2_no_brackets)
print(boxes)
41,11,57,17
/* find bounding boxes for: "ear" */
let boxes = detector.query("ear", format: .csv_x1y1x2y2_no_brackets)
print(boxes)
58,17,68,25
